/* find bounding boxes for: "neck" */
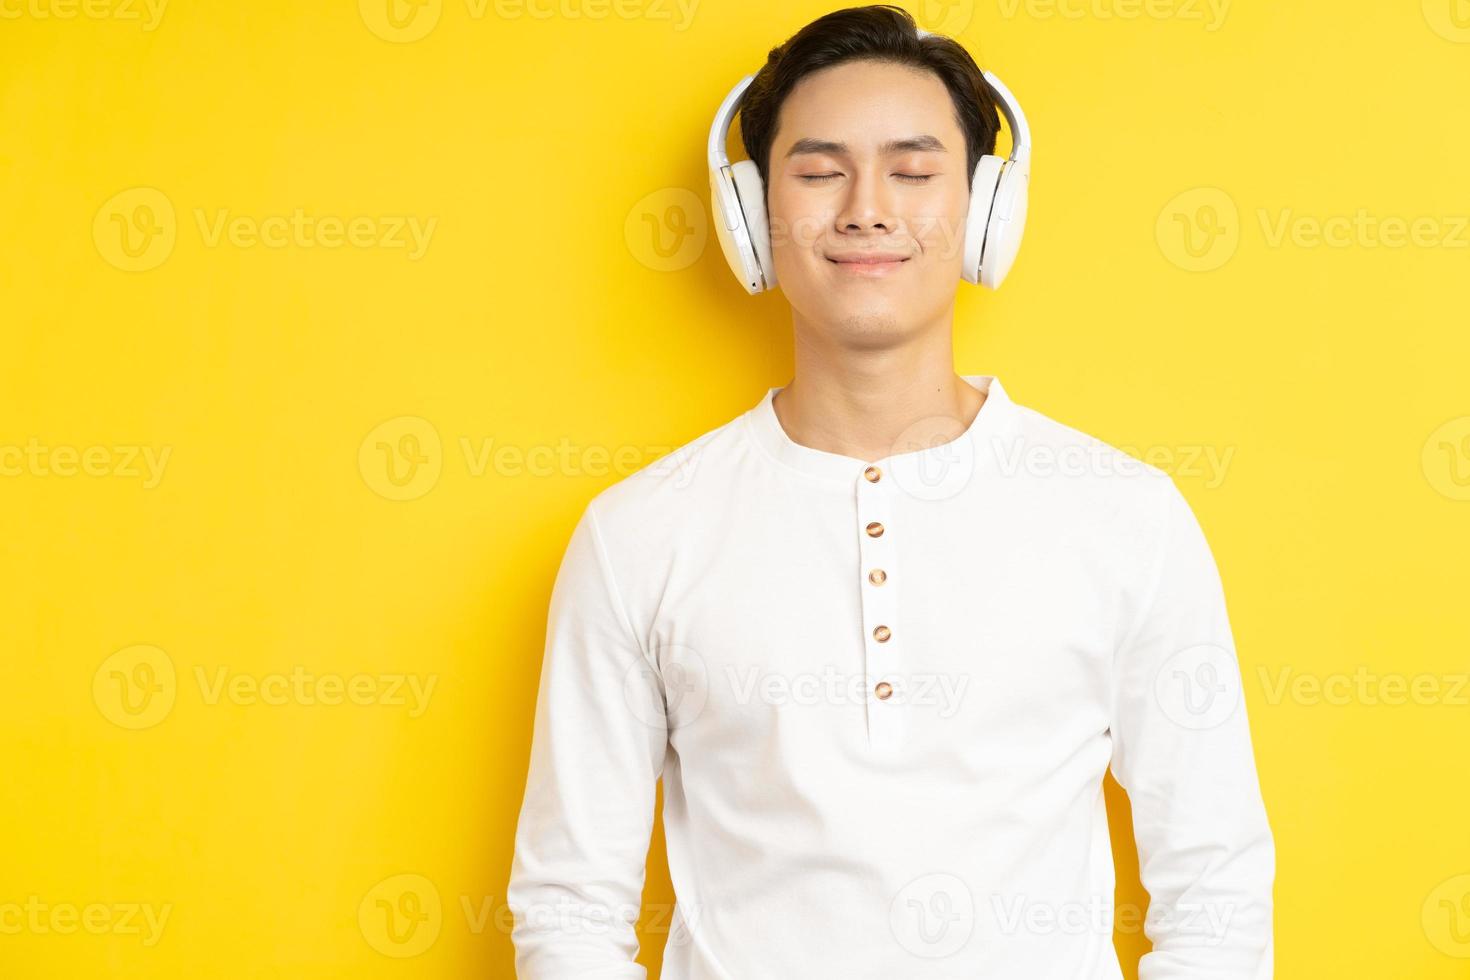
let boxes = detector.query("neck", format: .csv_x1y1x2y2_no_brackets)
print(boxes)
772,307,987,464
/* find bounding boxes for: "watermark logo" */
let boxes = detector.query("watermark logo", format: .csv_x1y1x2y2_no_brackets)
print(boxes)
1423,874,1470,958
359,416,444,501
93,645,177,730
915,0,976,35
623,643,708,731
890,873,975,958
94,646,438,728
1161,188,1470,270
1157,187,1239,272
490,0,699,29
359,874,442,957
1423,0,1470,42
0,897,172,945
886,412,978,502
987,434,1237,489
1154,643,1240,729
0,0,168,30
765,211,969,262
359,0,442,41
1257,208,1470,250
724,664,971,718
1257,665,1470,707
357,415,694,500
94,188,435,270
193,209,435,258
625,188,707,273
0,440,171,487
1422,416,1470,501
359,0,697,40
193,666,437,717
990,894,1236,943
94,187,176,272
996,0,1230,30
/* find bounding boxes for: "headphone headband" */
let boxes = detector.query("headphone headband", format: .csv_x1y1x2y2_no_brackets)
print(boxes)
707,73,754,173
981,70,1030,166
706,69,1029,176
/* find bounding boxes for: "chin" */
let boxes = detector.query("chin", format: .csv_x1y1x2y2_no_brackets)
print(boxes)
830,308,909,339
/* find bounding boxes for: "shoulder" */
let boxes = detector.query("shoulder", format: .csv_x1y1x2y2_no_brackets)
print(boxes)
1009,397,1174,490
997,396,1186,552
1010,400,1168,479
578,397,756,554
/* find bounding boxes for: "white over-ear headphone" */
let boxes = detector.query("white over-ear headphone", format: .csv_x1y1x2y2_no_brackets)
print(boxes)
707,30,1032,295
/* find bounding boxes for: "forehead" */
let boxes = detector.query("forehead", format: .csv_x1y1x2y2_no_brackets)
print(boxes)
772,60,960,153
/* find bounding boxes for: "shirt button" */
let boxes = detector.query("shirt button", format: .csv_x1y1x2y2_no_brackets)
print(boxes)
864,465,882,483
865,521,885,538
875,681,894,700
869,569,887,585
873,625,891,642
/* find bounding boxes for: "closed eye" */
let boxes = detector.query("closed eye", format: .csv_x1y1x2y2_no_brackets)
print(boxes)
798,174,936,184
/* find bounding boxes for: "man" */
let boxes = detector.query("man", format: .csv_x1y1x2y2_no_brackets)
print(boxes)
507,5,1274,978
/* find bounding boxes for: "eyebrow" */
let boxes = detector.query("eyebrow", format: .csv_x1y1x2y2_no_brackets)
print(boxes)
783,134,948,158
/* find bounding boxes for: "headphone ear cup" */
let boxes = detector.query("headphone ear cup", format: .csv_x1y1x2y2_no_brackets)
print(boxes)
980,161,1029,289
730,160,776,291
709,164,764,295
961,156,1005,285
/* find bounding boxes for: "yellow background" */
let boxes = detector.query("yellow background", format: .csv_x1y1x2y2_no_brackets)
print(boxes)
3,0,1469,976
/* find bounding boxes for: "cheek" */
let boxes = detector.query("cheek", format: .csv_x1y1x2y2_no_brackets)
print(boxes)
768,206,830,256
766,185,816,252
908,194,970,261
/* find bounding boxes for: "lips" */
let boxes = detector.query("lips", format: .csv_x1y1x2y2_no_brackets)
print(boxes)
825,251,910,278
825,252,910,264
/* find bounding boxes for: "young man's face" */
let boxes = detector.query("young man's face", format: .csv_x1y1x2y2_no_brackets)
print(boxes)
765,58,973,341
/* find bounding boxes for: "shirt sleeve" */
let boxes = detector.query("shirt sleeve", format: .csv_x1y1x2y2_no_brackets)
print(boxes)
1109,476,1276,980
507,499,668,980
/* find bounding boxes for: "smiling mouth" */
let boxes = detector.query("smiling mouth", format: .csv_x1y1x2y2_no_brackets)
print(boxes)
826,255,910,276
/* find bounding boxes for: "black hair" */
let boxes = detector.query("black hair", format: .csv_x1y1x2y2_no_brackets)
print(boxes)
736,5,1001,189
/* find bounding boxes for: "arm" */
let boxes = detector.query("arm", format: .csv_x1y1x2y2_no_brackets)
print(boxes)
507,500,668,979
1109,476,1276,979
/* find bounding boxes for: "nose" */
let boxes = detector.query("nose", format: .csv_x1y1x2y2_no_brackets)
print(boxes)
834,167,898,237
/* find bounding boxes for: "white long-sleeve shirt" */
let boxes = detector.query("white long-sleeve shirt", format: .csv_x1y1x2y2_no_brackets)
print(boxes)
507,374,1275,979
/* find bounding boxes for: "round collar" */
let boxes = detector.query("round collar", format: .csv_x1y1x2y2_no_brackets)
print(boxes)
742,374,1020,494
